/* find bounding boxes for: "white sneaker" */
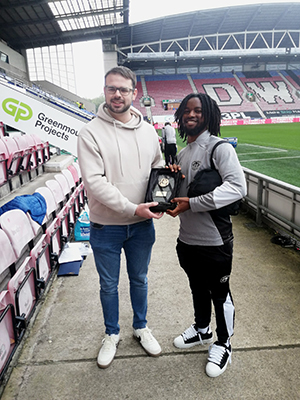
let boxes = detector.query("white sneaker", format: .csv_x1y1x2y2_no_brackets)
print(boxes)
173,324,213,349
133,326,162,357
97,334,120,369
206,341,232,378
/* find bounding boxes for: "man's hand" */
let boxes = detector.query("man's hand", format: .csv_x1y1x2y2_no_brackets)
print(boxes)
135,203,164,219
167,164,185,179
166,197,190,217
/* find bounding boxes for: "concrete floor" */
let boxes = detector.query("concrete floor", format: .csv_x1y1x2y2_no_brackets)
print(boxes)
1,209,300,400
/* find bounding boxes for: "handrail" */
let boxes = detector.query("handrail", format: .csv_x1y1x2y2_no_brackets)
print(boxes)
242,167,300,240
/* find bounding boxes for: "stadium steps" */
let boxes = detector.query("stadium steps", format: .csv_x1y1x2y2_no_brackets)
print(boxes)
233,73,266,118
187,73,198,93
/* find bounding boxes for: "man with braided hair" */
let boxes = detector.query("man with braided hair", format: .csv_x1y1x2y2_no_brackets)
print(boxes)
167,93,246,378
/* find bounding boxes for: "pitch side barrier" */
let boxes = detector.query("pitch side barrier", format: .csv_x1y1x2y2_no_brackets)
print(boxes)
0,80,92,157
242,167,300,245
154,116,300,130
221,117,300,126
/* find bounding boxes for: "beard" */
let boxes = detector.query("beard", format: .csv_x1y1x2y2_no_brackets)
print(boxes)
183,121,207,137
106,100,131,115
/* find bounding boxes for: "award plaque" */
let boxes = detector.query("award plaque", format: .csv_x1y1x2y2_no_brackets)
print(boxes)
145,168,182,212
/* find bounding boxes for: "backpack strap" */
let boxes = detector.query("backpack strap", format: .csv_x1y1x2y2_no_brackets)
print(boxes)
210,140,231,170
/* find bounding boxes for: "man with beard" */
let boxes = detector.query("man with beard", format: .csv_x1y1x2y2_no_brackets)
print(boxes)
167,93,246,378
77,66,164,369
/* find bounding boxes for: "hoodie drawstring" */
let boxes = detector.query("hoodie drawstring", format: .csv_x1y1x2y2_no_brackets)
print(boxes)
134,128,142,170
113,122,142,177
113,120,124,177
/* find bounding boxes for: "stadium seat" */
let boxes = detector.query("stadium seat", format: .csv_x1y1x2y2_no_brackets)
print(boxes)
0,209,35,264
29,234,52,292
56,204,72,244
45,217,62,267
0,290,18,381
26,212,43,238
61,169,76,192
32,134,50,164
7,256,38,337
45,179,66,209
0,122,5,138
67,164,80,185
0,228,17,292
72,161,82,182
24,134,38,170
1,136,24,177
34,186,58,228
0,139,9,187
55,173,72,200
31,134,45,165
12,134,32,172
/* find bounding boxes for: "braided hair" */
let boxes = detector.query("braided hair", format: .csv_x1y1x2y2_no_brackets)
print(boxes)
174,93,221,141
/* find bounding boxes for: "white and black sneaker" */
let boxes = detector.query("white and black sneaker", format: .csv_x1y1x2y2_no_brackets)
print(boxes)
133,326,162,357
173,324,213,349
97,333,120,369
206,341,232,378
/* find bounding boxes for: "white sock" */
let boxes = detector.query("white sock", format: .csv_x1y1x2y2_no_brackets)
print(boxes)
197,326,209,334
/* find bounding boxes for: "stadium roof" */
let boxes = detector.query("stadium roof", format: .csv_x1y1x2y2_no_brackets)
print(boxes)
0,0,129,50
0,1,299,68
114,2,300,68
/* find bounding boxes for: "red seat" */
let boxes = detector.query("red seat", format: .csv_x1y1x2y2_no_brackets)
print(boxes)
29,234,52,290
7,256,37,335
12,134,32,172
46,179,65,208
0,139,9,186
24,134,38,169
0,228,17,291
45,217,62,265
0,209,35,262
35,186,58,227
1,136,23,176
0,290,18,380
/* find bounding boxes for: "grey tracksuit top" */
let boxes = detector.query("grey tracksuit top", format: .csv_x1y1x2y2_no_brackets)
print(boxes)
177,130,247,246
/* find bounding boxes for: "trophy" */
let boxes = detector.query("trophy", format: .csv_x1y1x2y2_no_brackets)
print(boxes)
145,168,182,212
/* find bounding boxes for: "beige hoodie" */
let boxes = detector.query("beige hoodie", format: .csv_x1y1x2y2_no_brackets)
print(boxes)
77,103,164,225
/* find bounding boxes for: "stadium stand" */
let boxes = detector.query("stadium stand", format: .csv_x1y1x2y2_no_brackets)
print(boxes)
0,134,87,380
238,71,300,113
132,70,300,121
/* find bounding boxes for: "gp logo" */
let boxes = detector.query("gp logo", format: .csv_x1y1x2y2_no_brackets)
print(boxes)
2,98,33,122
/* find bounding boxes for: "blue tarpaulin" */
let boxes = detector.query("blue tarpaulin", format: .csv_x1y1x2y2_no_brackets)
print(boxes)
0,193,47,225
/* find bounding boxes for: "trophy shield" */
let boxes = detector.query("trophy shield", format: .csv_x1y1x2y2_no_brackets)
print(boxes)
145,168,182,212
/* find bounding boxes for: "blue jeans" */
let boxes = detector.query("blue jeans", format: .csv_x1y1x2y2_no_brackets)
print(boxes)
89,219,156,335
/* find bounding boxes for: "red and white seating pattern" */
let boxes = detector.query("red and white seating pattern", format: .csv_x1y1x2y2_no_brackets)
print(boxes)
0,160,86,380
132,71,300,118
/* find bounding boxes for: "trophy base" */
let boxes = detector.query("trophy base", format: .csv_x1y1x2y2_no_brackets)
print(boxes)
150,202,176,212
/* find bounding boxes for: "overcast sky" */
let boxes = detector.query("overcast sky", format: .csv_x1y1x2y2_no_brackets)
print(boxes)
73,0,297,98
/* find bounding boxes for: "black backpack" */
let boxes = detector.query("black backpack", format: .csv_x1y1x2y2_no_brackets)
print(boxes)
187,141,241,216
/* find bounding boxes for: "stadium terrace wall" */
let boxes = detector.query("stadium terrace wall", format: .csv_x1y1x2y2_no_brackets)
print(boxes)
154,116,300,130
134,70,300,123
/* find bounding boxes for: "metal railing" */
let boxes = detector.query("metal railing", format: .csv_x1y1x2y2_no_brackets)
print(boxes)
242,167,300,240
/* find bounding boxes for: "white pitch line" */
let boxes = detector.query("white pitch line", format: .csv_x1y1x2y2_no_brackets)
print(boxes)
239,150,287,155
242,143,286,151
242,155,300,162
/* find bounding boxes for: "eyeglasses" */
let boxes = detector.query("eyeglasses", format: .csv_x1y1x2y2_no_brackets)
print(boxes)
105,86,134,96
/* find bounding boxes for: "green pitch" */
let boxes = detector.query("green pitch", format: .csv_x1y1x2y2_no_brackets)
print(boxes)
173,123,300,187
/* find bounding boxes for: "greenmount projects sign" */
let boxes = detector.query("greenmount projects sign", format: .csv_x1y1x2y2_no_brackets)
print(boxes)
0,83,86,156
